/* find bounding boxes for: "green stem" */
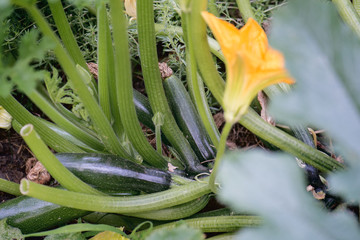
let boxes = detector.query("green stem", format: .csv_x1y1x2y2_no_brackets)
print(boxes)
20,124,104,195
137,0,207,174
20,178,211,213
152,112,164,155
105,11,124,138
26,90,104,151
47,0,98,91
155,125,162,155
354,0,360,16
152,24,225,62
209,122,232,193
150,215,262,233
189,0,343,173
12,0,132,158
109,0,167,168
0,95,84,153
240,109,343,172
47,0,87,70
182,7,220,146
127,195,210,220
236,0,256,22
97,3,111,120
333,0,360,37
0,178,21,196
37,119,102,153
190,0,225,103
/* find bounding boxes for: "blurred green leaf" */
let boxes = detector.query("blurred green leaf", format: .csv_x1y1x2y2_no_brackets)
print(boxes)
269,0,360,201
218,150,360,240
44,232,86,240
269,0,360,160
0,218,24,240
145,222,204,240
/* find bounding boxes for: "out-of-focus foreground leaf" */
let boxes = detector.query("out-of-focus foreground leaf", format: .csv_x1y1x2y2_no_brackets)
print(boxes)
218,150,360,240
44,232,86,240
145,222,205,240
0,219,24,240
269,0,360,202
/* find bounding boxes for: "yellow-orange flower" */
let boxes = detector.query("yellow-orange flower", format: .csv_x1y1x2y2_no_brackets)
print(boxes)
201,12,295,124
0,106,12,130
124,0,136,19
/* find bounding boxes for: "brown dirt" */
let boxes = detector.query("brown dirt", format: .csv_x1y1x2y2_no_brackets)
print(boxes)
0,129,33,203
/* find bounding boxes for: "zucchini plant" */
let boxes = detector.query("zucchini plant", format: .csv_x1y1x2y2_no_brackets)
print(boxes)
0,0,358,239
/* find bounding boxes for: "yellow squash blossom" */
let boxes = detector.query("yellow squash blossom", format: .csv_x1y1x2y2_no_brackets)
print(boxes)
0,106,12,130
124,0,137,19
90,229,129,240
201,12,295,124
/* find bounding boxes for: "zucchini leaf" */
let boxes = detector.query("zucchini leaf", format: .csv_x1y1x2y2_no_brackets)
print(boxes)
145,222,204,240
0,219,24,240
0,29,54,97
218,150,360,240
269,0,360,201
44,232,86,240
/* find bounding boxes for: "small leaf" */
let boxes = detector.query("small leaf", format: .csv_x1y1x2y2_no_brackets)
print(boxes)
218,150,360,240
0,29,54,97
269,0,360,201
145,222,204,240
0,218,24,240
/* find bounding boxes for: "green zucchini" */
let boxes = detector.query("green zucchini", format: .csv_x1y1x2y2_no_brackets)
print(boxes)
56,153,172,193
163,75,216,161
0,195,89,234
133,89,171,146
133,89,155,131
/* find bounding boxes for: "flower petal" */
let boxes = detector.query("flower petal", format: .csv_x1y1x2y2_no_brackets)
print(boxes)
201,11,241,63
202,12,295,123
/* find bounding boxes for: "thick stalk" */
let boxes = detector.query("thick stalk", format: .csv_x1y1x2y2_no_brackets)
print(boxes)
333,0,360,37
109,0,167,168
0,95,84,153
189,0,343,173
354,0,360,16
47,0,97,91
190,0,225,103
20,178,211,214
151,24,224,62
240,109,343,172
150,215,262,233
209,122,232,193
97,3,111,120
236,0,256,22
137,0,207,174
47,0,87,70
127,195,210,220
182,7,220,146
11,0,132,158
12,119,95,153
27,90,104,151
0,178,21,196
20,124,104,195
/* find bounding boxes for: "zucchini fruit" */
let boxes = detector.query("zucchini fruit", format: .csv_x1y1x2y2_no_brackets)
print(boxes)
0,195,89,234
56,153,172,193
163,75,216,161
